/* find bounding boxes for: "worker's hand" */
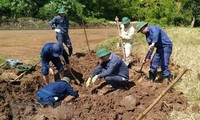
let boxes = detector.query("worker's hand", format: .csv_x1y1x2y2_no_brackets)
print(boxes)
91,75,98,84
65,64,71,69
142,59,146,64
49,68,55,75
149,43,155,50
63,96,75,103
86,77,92,87
54,29,61,33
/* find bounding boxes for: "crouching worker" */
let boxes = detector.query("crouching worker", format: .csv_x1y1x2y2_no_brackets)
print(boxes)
36,77,78,107
86,48,129,94
40,42,70,85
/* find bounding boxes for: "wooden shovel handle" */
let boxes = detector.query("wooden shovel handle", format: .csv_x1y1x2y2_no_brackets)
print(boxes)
136,68,188,120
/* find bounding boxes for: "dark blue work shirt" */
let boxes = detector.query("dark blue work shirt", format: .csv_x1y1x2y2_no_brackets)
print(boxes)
146,26,173,58
37,80,78,102
49,16,69,34
90,53,129,79
146,26,172,48
40,42,69,65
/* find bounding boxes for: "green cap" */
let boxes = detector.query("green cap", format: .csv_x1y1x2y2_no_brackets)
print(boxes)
96,48,111,58
61,77,70,83
136,21,148,32
122,17,131,24
58,7,68,14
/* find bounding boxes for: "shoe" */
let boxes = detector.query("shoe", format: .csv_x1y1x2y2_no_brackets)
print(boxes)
148,71,156,81
163,75,172,83
98,84,114,95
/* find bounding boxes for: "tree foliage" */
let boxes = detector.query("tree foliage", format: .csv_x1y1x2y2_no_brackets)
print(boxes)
0,0,199,26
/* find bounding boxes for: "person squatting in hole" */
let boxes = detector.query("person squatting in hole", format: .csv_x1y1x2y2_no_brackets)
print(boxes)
36,77,78,107
86,48,129,93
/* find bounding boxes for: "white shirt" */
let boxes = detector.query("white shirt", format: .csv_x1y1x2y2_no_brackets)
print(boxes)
120,24,135,40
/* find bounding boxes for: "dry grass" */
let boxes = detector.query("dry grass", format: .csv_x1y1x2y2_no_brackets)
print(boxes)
134,27,200,120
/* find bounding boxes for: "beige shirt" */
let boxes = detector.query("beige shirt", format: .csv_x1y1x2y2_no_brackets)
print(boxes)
120,24,135,43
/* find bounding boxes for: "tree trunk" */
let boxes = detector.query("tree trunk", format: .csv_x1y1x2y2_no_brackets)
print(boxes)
190,16,195,28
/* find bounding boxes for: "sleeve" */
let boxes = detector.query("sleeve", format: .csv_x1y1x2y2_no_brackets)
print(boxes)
41,52,50,69
66,83,79,98
89,65,102,78
49,17,57,29
150,27,160,43
98,59,120,78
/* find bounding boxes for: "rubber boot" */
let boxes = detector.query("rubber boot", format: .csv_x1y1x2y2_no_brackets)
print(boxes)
149,71,156,81
68,47,73,57
163,75,172,83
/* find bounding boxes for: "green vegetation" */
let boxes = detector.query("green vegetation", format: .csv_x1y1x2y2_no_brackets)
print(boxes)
0,0,200,26
0,59,5,65
133,27,200,119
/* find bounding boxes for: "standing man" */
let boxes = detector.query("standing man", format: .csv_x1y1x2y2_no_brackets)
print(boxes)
36,77,79,107
86,48,129,93
49,7,73,57
40,42,70,85
119,17,135,66
136,21,173,82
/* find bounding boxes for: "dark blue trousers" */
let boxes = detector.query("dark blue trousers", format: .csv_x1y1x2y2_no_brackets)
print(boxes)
150,47,172,77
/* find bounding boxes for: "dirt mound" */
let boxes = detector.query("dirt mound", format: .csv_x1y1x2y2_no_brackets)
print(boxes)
0,52,187,120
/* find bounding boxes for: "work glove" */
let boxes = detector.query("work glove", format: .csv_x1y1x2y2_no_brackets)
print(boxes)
54,97,58,101
91,75,98,84
49,68,55,75
54,29,61,33
86,77,92,87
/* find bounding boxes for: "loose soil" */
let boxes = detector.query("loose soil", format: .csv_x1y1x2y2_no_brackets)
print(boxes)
0,29,187,120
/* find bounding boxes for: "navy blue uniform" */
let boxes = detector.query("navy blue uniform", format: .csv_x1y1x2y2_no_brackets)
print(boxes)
36,80,78,105
146,26,173,77
90,53,129,86
40,43,69,75
49,16,72,49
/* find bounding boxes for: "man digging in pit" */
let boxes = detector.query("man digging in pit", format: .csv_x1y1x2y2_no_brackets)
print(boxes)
86,48,129,95
40,42,70,85
36,77,78,107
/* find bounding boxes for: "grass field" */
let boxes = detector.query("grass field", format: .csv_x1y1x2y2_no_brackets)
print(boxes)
134,27,200,120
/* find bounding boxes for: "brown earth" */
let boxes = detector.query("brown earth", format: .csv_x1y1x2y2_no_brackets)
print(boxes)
0,29,187,120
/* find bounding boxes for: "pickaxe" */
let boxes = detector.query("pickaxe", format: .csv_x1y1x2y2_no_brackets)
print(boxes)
136,50,151,73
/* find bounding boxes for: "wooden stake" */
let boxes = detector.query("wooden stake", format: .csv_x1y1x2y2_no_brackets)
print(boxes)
135,68,188,120
115,16,126,61
82,18,90,53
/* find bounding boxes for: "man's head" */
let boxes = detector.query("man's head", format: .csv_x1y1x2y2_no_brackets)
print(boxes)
58,7,68,17
136,21,148,34
52,43,63,57
61,77,71,83
96,48,111,62
122,17,131,28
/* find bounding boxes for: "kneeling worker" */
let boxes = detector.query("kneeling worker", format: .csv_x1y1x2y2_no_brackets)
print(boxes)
86,48,129,93
36,77,78,107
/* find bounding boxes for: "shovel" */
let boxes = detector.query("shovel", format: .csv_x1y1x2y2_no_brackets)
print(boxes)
136,50,151,73
69,68,80,85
